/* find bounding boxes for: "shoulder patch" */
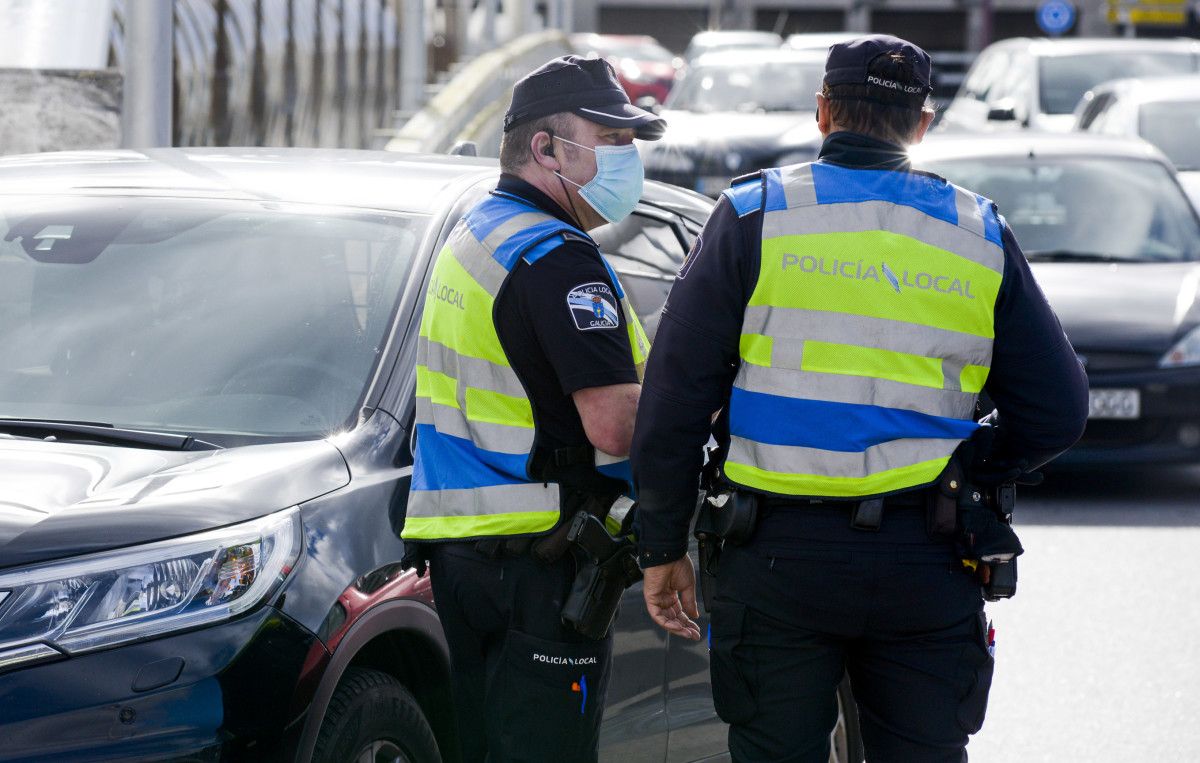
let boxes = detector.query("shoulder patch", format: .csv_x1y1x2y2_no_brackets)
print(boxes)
722,177,764,218
567,282,620,331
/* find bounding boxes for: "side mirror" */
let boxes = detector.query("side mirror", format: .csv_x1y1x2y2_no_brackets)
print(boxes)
448,141,478,157
986,99,1018,122
635,95,661,115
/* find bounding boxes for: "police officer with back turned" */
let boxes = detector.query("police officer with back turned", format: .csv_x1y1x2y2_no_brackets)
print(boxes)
401,56,664,762
632,36,1089,762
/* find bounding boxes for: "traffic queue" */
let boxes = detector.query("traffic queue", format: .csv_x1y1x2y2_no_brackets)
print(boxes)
0,16,1198,763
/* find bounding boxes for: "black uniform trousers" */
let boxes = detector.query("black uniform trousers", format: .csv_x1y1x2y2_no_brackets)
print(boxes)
428,542,612,763
709,498,994,763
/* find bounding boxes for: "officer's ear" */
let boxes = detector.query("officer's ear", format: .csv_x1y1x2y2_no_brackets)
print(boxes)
532,131,560,171
910,107,936,145
815,93,833,137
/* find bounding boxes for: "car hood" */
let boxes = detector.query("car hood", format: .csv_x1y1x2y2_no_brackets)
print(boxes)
1031,261,1200,352
0,437,350,570
650,110,820,153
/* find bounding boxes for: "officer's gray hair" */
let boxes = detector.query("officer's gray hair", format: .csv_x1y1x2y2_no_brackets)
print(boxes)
499,112,577,174
821,82,935,147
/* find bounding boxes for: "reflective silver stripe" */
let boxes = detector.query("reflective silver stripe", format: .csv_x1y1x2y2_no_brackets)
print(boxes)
780,163,817,208
741,306,994,369
953,186,987,239
480,211,558,255
734,363,979,421
417,337,527,399
407,481,559,519
942,358,966,393
771,341,805,370
448,224,508,294
416,397,535,455
608,495,635,527
727,435,959,479
595,449,626,467
761,200,1004,274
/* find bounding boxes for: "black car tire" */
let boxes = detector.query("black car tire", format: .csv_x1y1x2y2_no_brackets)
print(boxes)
312,666,442,763
831,674,866,763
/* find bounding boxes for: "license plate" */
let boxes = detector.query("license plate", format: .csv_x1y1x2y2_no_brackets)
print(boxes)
1088,388,1140,419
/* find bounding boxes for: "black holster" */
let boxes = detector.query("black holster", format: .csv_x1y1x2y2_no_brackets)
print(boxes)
693,489,759,613
560,512,642,640
956,482,1023,601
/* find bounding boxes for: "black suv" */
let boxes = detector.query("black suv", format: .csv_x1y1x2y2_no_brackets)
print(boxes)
0,149,860,762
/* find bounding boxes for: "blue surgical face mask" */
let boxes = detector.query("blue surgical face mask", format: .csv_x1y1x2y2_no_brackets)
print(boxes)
553,135,644,225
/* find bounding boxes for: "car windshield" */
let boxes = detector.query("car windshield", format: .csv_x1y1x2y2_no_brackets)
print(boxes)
0,196,425,444
921,157,1200,262
1140,100,1200,170
666,60,824,113
1039,52,1196,115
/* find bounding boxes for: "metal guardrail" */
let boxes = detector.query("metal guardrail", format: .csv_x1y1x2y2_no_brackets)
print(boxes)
384,30,573,157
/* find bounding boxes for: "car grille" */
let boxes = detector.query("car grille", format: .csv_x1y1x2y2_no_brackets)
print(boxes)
1078,419,1166,448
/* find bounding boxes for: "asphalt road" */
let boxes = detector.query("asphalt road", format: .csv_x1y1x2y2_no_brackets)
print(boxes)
968,465,1200,762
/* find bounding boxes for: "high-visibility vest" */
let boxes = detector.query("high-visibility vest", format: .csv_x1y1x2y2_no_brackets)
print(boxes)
403,192,649,541
720,162,1005,499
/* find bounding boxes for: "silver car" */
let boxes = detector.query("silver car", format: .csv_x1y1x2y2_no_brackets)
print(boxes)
1073,74,1200,210
939,37,1200,134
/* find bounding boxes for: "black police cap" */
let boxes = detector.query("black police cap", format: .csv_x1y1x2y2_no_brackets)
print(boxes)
503,55,666,140
824,34,933,105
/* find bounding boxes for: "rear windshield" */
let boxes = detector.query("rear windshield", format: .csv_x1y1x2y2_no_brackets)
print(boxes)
1039,52,1196,115
1140,100,1200,170
666,59,825,113
0,196,426,443
921,157,1200,262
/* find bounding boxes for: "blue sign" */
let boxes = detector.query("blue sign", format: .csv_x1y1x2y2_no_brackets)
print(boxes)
1037,0,1077,35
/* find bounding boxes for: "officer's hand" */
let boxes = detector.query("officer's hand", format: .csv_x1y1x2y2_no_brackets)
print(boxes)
642,556,702,641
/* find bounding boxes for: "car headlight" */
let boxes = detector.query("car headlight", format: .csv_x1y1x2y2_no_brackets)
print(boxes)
0,508,300,670
1161,325,1200,368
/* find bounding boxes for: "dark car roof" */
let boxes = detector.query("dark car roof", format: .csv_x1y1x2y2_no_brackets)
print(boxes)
0,147,714,222
0,148,499,213
911,131,1169,165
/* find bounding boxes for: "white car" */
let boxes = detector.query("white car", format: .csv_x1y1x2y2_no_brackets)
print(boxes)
939,37,1200,134
1074,74,1200,210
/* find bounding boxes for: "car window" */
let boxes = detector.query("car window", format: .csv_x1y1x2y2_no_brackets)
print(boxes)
1076,91,1116,130
1092,99,1130,136
1039,52,1197,115
921,157,1200,262
665,59,825,113
0,196,426,443
961,49,1012,103
591,211,688,341
1140,100,1200,171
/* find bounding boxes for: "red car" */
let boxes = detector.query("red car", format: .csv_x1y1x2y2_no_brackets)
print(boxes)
572,33,682,105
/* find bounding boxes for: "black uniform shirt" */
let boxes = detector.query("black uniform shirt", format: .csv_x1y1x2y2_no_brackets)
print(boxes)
491,174,637,453
632,131,1090,565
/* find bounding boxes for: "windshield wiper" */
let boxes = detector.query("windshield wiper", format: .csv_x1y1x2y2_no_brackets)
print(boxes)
0,419,220,450
1024,250,1142,263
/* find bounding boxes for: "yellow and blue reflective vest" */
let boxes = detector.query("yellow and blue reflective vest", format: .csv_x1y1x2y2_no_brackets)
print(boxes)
403,192,649,541
720,162,1005,499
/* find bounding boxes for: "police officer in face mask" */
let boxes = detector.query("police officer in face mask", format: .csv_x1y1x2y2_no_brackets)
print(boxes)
400,56,665,762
